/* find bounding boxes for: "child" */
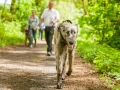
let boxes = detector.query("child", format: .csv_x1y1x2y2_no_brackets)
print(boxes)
38,22,45,40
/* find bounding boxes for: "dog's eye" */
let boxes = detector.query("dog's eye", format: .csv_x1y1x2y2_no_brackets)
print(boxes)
74,31,76,34
71,31,73,33
62,28,65,32
71,30,76,34
66,31,70,35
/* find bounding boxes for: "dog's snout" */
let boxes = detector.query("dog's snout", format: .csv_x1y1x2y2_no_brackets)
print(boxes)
69,42,74,45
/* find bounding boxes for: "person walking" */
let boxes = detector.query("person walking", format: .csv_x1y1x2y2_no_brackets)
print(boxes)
28,10,39,48
39,1,60,56
38,22,45,40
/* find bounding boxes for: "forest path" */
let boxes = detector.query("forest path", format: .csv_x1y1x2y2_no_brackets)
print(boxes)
0,40,111,90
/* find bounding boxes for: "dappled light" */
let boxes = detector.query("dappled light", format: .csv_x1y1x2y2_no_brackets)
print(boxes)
0,40,112,90
0,0,120,89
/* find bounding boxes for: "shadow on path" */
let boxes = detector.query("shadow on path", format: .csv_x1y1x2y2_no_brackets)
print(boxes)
0,40,111,90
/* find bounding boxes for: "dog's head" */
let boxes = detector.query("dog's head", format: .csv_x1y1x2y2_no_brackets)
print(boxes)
58,20,78,49
24,28,30,37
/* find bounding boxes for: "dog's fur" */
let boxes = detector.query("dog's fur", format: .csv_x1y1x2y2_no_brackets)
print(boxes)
54,20,78,89
25,28,30,46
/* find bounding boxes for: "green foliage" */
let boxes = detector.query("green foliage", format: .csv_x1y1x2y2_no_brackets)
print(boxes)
0,19,24,47
15,0,34,20
76,40,97,62
77,1,120,88
2,11,17,21
14,0,36,30
78,0,120,49
55,1,79,23
0,0,79,47
112,85,120,90
77,40,120,79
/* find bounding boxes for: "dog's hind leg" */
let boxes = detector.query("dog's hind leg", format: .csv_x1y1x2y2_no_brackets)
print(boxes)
67,50,74,76
56,55,63,89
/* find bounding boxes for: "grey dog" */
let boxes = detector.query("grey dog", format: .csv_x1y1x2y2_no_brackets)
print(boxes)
54,20,78,89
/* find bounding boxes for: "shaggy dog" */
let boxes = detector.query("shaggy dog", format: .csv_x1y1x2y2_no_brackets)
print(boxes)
54,20,78,89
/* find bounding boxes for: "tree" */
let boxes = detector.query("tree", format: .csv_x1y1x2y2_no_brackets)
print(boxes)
10,0,16,13
1,0,7,18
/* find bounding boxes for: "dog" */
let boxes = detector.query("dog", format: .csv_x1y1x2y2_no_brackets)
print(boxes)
24,27,37,47
54,20,78,89
24,27,30,46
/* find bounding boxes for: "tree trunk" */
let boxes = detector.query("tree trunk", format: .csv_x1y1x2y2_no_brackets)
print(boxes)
35,0,39,6
82,0,87,14
1,0,7,18
10,0,16,13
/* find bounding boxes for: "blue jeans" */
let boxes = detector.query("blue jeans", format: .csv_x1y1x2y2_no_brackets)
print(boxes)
29,28,36,45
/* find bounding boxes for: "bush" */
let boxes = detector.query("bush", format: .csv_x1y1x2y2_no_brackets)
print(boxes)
77,40,120,79
0,20,24,47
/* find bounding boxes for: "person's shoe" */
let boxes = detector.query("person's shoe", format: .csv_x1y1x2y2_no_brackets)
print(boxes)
30,45,33,48
47,52,51,56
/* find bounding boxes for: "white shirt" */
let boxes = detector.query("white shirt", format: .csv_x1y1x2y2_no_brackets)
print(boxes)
41,8,60,26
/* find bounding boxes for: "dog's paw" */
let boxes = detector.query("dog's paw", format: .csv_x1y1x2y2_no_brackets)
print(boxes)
57,83,62,89
57,80,63,89
67,71,72,76
62,76,65,80
62,74,66,80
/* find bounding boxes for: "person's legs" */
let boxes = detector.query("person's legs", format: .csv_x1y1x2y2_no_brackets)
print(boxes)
45,27,54,55
40,30,43,40
39,29,41,40
45,27,49,52
48,27,54,53
33,29,36,46
29,28,33,47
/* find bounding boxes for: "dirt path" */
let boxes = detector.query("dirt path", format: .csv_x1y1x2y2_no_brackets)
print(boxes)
0,40,112,90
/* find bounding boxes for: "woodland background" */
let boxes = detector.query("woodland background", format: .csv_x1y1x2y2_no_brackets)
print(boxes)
0,0,120,89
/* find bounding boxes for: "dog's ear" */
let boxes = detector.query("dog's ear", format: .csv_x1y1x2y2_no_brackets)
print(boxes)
63,20,72,24
75,24,78,27
75,24,78,33
57,23,65,32
66,20,72,24
57,23,62,31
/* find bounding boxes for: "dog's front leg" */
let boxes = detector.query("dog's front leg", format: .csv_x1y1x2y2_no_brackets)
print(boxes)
67,50,74,76
62,52,68,80
56,55,63,89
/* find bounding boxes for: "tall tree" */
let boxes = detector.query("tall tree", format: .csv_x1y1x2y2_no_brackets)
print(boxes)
1,0,7,18
10,0,16,12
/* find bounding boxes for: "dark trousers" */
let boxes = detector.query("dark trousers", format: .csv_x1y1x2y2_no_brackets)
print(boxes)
39,29,44,40
45,26,54,52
